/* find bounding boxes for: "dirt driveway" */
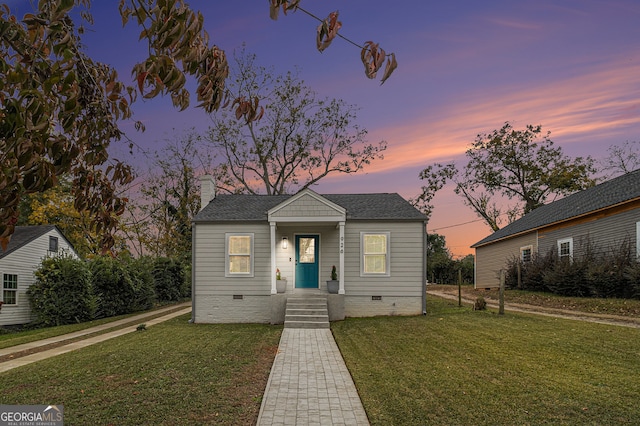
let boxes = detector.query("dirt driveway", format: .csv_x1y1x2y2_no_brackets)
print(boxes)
427,287,640,329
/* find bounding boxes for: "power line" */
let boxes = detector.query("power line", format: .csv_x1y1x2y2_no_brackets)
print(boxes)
428,218,484,232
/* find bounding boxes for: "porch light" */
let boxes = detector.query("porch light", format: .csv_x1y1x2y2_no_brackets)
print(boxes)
282,237,288,249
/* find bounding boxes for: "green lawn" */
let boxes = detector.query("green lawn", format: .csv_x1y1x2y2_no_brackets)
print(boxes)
0,315,282,425
0,303,189,350
2,298,639,425
333,297,640,426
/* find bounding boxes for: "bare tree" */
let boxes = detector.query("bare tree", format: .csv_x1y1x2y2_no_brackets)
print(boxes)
205,52,387,195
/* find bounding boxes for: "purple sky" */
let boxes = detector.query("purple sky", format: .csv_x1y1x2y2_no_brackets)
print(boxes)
9,1,640,256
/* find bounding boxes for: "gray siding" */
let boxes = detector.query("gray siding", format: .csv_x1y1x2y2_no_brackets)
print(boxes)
343,222,424,297
474,232,537,289
0,229,77,326
538,207,640,258
270,193,341,218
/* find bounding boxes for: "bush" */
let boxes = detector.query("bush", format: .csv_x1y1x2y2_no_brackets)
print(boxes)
90,256,156,318
28,255,96,326
504,237,640,300
505,251,556,292
543,258,590,297
127,256,157,311
153,257,189,302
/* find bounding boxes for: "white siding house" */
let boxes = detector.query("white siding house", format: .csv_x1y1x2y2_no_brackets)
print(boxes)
192,177,428,324
472,170,640,288
0,226,78,326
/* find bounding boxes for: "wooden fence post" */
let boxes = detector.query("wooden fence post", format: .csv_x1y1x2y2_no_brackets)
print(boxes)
458,269,462,307
499,269,505,315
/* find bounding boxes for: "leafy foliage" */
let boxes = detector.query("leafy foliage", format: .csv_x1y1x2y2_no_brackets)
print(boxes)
89,255,156,318
416,123,597,231
152,257,189,302
504,238,640,299
206,52,387,195
1,1,396,252
28,254,96,326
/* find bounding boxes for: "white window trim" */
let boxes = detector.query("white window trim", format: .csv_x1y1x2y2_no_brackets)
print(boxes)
2,273,18,305
225,233,254,277
360,232,391,277
520,245,533,263
557,237,573,260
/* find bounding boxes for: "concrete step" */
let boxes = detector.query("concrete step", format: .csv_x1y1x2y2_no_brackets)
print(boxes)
284,320,330,329
285,314,329,322
284,295,329,329
286,308,328,316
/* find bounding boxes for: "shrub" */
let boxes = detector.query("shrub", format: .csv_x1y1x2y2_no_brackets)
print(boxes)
90,256,137,318
127,256,157,311
90,256,156,318
153,257,189,302
543,258,590,297
28,255,96,326
586,241,634,299
504,251,556,292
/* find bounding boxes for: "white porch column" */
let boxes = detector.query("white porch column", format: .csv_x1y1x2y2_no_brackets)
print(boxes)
339,221,345,294
270,222,277,294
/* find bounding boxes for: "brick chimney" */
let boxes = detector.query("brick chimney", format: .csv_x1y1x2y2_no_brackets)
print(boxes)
199,175,216,211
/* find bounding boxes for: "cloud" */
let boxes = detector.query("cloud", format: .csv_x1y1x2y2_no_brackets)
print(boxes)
368,54,640,175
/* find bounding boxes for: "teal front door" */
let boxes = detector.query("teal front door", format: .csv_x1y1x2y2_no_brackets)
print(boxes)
295,235,319,288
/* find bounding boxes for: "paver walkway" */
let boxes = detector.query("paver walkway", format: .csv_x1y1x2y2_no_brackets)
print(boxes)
257,328,369,426
0,303,191,373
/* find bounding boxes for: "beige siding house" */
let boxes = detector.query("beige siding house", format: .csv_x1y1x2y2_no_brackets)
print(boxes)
192,177,428,323
472,170,640,288
0,226,78,326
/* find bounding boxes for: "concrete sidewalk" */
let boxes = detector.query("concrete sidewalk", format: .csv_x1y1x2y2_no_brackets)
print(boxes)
257,328,369,426
0,303,191,373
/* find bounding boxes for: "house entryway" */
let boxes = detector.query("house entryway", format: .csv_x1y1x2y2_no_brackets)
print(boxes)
295,234,319,289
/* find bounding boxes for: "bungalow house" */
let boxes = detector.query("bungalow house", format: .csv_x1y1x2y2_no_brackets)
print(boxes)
191,176,428,324
471,169,640,288
0,225,78,326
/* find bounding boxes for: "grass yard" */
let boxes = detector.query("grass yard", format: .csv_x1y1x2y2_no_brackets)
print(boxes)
333,297,640,426
0,314,282,425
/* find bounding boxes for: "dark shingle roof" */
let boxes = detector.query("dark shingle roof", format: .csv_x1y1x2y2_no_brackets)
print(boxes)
472,169,640,248
0,225,57,259
193,193,427,222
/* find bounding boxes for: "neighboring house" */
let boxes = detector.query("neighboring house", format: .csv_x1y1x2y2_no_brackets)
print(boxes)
471,169,640,288
0,225,78,326
191,176,428,324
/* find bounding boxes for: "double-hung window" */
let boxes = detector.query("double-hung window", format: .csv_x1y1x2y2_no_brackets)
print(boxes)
226,233,254,277
557,237,573,261
520,245,533,263
2,273,18,305
361,232,390,276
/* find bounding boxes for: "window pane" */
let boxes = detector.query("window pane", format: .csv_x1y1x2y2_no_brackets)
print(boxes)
49,236,58,252
229,255,250,273
3,274,17,289
3,290,16,304
229,236,250,255
559,242,570,257
364,235,386,254
364,255,386,273
521,248,532,262
299,237,315,263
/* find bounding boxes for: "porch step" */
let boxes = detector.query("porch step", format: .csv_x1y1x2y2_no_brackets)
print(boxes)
284,296,329,329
